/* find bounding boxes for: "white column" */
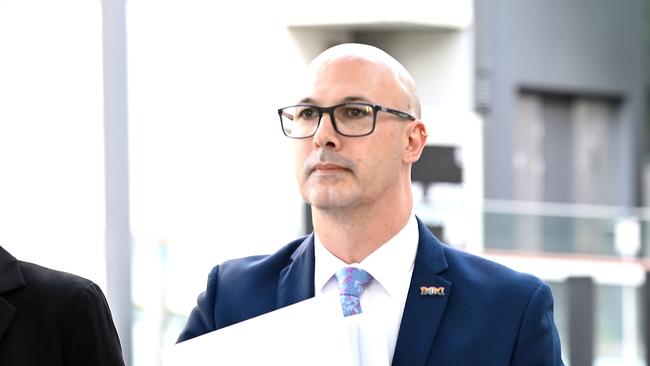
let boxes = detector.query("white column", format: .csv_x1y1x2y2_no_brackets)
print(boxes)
102,0,132,364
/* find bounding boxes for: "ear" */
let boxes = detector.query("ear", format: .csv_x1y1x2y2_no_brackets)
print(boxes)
403,120,427,164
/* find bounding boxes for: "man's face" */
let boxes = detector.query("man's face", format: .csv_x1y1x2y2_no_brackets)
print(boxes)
294,56,413,212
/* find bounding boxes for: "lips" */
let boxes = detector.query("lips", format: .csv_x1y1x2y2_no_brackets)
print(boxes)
309,163,353,178
312,163,348,172
303,150,355,177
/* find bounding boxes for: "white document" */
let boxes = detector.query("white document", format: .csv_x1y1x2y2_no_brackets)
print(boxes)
162,297,356,366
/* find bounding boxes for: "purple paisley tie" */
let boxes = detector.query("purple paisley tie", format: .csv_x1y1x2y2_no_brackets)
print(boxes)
335,267,372,317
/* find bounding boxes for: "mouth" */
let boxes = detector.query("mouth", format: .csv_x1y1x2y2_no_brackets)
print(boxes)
304,150,355,178
310,163,350,175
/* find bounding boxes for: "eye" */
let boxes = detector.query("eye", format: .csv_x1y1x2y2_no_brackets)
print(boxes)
342,105,372,118
297,107,318,119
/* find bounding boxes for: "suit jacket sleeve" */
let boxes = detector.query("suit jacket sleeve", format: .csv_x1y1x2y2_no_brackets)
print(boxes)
177,266,220,343
510,282,564,365
62,281,125,366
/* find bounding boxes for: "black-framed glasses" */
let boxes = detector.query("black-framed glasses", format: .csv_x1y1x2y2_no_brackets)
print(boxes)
277,102,416,139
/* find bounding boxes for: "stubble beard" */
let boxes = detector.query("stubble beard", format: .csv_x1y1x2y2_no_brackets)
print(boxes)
303,177,358,212
300,149,361,212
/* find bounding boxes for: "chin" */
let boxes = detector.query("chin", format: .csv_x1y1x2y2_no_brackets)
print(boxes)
304,190,358,211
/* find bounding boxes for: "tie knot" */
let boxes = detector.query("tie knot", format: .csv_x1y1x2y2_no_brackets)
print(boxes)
335,267,372,297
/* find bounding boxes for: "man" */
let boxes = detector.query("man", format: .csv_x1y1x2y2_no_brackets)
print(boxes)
178,43,564,365
0,245,125,365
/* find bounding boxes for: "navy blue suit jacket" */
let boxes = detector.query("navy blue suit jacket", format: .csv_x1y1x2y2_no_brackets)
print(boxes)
178,219,564,365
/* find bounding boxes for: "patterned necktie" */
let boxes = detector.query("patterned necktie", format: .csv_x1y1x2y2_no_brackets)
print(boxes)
335,267,372,317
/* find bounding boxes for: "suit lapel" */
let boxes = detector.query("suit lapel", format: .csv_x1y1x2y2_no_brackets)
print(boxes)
0,246,26,342
276,235,316,309
392,219,451,366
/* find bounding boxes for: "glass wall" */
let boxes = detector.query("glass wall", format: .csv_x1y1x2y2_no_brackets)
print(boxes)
481,201,649,366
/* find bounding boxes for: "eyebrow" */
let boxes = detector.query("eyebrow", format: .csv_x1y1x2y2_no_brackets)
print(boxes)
297,96,371,105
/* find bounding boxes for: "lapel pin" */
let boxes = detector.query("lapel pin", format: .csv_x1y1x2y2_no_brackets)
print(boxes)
420,286,445,296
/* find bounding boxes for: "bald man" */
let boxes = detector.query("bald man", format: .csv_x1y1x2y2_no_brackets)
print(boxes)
178,43,564,366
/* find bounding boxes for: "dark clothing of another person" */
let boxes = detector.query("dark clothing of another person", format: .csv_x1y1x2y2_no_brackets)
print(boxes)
0,245,125,366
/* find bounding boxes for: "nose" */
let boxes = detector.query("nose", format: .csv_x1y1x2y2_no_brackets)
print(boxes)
312,112,341,149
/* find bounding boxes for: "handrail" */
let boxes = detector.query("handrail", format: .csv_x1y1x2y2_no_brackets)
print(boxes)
484,199,650,220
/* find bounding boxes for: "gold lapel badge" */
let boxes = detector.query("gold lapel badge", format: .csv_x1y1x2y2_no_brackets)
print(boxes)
420,286,445,296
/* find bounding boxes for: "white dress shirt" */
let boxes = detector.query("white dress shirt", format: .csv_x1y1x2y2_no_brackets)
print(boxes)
313,214,419,366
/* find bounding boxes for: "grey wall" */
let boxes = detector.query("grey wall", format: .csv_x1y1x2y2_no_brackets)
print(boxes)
476,0,646,205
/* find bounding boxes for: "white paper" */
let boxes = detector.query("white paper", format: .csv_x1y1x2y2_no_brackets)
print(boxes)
162,297,356,366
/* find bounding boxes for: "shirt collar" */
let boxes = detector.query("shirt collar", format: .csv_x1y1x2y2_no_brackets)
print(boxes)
314,213,419,297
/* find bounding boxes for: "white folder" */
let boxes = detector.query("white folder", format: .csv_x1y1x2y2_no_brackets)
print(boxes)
161,297,356,366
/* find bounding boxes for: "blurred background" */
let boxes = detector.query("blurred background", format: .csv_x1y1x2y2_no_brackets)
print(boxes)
1,0,649,365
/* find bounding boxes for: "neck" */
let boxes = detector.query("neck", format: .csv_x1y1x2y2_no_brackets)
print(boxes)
312,190,413,264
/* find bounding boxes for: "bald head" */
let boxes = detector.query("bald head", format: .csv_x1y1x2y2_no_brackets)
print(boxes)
307,43,421,118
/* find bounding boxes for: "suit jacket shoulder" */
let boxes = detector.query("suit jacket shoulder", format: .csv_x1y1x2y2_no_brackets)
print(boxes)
443,243,547,302
0,246,125,366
